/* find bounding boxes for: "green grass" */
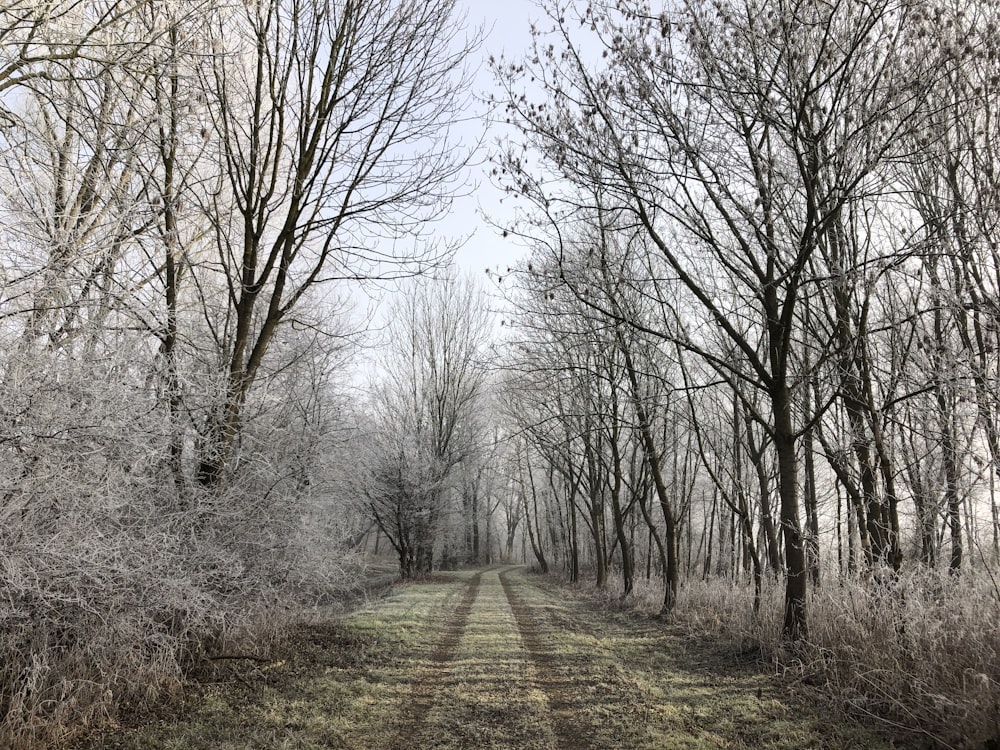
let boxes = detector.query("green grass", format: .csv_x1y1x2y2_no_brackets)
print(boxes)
81,567,891,750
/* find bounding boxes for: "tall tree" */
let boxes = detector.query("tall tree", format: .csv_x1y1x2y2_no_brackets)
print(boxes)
194,0,477,485
365,275,492,578
495,0,940,638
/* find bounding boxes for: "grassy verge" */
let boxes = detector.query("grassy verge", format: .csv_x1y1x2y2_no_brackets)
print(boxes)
84,573,467,750
578,570,1000,748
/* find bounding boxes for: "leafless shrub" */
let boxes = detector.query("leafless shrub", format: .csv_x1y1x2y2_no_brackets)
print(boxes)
0,352,364,748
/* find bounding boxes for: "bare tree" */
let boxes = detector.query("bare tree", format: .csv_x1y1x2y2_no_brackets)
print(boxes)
365,275,492,578
194,0,477,485
0,1,478,740
494,0,941,640
0,0,149,100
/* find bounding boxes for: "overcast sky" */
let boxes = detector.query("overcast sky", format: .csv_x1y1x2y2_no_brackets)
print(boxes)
446,0,544,280
354,1,545,346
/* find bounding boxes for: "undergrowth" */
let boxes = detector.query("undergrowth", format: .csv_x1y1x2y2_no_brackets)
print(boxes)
581,567,1000,749
0,538,370,750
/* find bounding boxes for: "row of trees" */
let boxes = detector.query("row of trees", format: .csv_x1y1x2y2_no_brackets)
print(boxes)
482,0,1000,641
3,0,999,742
352,4,1000,650
0,0,476,744
363,277,496,577
2,0,472,492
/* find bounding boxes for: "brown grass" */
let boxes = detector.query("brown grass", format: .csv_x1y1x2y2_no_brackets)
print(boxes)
591,568,1000,749
82,567,889,750
0,538,374,750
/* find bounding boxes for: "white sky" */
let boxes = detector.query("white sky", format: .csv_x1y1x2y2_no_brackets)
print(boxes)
350,0,545,363
446,0,545,280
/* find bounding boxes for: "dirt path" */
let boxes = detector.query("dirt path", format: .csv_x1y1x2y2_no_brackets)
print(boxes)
391,569,483,745
499,568,602,750
84,567,888,750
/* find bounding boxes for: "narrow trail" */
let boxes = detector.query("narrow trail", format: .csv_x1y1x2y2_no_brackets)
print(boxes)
84,566,890,750
498,568,594,750
390,567,654,749
402,566,555,749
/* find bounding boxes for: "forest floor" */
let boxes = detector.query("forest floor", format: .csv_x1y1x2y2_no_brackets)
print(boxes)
81,566,894,750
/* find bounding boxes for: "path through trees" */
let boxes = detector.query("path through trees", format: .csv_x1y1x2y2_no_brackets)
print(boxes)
84,568,890,750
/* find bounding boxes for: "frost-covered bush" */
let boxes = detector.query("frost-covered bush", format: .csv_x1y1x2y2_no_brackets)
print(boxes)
670,572,1000,748
0,346,362,748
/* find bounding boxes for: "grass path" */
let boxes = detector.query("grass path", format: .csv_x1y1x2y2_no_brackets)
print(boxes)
83,567,887,749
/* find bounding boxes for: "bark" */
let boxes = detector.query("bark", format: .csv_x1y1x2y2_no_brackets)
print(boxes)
703,487,717,581
523,458,549,574
744,410,783,576
583,436,608,589
608,416,634,597
773,381,808,641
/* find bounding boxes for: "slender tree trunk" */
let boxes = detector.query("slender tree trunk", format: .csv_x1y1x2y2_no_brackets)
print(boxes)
157,28,186,492
703,487,717,580
836,479,843,577
637,488,666,586
583,437,608,588
485,504,494,565
930,300,963,572
818,417,874,569
716,505,731,579
773,382,808,640
523,493,549,573
802,373,821,586
590,495,608,588
846,479,858,575
824,203,900,573
684,492,693,578
608,435,633,596
569,494,579,583
472,491,481,565
992,470,999,563
617,338,678,612
940,391,963,572
523,458,549,574
745,413,783,576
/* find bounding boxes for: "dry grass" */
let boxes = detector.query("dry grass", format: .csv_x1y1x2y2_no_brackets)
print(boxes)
0,533,373,750
605,568,1000,749
18,559,991,749
0,549,195,749
82,573,469,750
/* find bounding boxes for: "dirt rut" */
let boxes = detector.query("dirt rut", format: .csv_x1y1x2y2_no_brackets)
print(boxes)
80,566,891,750
391,570,483,745
498,568,597,750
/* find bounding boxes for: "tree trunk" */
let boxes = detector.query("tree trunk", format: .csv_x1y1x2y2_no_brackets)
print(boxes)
703,487,717,580
608,431,633,597
618,338,678,612
524,459,549,574
773,382,808,640
933,303,962,572
522,493,549,573
745,413,783,576
802,376,821,586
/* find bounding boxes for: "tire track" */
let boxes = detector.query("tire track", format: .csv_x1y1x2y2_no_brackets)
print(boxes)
498,568,594,750
391,571,482,747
